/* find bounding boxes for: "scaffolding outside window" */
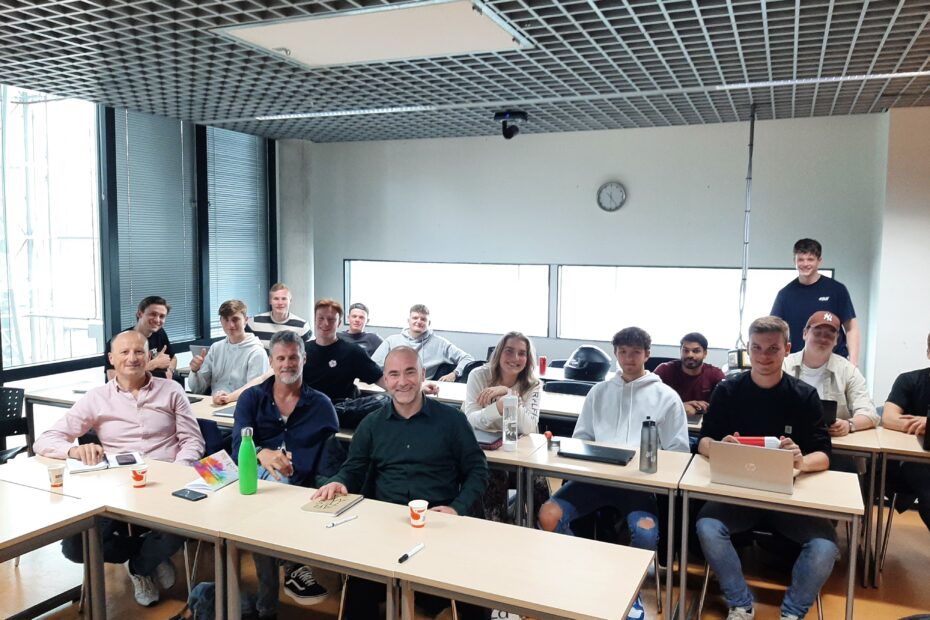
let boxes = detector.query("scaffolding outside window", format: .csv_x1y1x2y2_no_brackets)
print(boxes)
0,85,103,368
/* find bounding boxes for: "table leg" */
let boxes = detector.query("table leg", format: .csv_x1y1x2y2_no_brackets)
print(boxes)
874,453,888,587
515,466,526,527
25,399,36,456
226,542,240,620
665,489,675,615
87,520,106,620
862,451,876,587
678,492,690,620
386,579,398,620
846,516,859,620
525,467,535,528
400,580,415,620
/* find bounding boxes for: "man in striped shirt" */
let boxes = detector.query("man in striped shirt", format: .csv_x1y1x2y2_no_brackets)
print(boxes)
246,282,312,349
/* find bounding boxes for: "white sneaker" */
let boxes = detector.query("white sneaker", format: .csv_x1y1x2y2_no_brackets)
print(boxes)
726,607,755,620
125,563,159,607
780,615,800,620
155,560,176,590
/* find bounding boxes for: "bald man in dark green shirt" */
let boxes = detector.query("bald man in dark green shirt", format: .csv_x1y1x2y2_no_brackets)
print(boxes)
314,346,489,619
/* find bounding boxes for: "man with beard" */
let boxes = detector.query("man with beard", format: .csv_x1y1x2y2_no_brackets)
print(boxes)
232,330,339,615
654,332,725,416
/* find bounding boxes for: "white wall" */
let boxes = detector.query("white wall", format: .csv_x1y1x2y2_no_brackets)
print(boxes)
279,114,888,367
871,107,930,403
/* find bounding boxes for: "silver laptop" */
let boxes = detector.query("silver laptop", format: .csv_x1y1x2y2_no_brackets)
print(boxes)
709,441,796,494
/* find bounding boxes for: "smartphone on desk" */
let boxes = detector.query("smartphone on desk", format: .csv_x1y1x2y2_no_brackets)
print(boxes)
172,489,208,502
115,453,138,466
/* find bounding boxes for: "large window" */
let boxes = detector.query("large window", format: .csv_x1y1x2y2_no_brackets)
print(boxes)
0,85,103,367
346,260,550,337
207,127,269,336
114,110,198,342
558,265,833,348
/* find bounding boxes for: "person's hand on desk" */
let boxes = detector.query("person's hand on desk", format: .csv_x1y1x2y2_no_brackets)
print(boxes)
149,345,172,371
312,482,348,500
421,382,439,395
69,443,105,465
437,371,457,382
430,506,457,515
684,400,709,416
257,448,293,480
828,419,850,437
189,348,207,373
778,436,804,469
898,415,926,435
212,391,231,406
477,386,508,409
720,433,742,444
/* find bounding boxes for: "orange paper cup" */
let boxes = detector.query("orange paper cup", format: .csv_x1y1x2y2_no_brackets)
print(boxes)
130,464,149,488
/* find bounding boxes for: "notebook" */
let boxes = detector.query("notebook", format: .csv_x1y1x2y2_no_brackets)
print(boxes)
67,451,144,473
186,450,239,493
301,493,364,516
557,438,635,466
474,428,503,451
709,440,796,494
213,405,236,418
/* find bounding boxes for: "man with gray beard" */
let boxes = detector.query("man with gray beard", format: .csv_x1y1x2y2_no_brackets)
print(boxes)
232,329,339,615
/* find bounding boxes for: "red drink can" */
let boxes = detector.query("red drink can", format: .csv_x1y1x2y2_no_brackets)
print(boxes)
538,355,548,375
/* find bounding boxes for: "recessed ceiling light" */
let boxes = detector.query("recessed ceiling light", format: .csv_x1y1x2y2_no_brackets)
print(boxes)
255,105,437,121
718,70,930,91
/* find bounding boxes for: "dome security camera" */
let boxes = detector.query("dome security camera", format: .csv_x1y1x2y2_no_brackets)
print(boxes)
493,110,527,140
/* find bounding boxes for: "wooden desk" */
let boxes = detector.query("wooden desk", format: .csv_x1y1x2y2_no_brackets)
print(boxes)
0,480,106,619
678,456,864,620
523,443,693,613
221,482,402,620
395,508,653,620
873,427,930,587
830,429,882,586
22,382,93,454
482,434,549,526
188,394,235,428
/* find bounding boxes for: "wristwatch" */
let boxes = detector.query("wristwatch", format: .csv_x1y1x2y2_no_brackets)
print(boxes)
848,419,857,433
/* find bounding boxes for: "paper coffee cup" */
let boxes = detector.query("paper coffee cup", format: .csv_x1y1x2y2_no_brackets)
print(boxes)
408,499,429,527
48,464,65,488
130,464,149,488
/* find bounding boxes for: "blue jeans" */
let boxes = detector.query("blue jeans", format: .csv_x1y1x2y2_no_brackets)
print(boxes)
253,466,294,617
696,502,839,618
544,481,660,551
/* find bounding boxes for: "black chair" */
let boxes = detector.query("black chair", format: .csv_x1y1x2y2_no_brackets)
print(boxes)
549,359,568,369
456,360,486,383
430,362,457,381
543,381,595,397
0,387,28,464
645,356,676,372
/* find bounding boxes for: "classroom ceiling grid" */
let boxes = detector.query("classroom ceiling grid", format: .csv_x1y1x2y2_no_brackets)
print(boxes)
0,0,928,142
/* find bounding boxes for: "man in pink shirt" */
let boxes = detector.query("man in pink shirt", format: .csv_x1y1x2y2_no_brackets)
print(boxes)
35,330,204,607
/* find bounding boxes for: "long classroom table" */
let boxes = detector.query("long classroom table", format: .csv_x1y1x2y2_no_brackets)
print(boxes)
678,456,864,620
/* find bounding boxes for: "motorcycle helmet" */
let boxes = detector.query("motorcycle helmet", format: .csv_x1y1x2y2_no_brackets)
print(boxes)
563,345,611,382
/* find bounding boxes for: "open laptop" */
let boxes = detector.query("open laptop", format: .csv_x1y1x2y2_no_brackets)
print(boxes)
709,441,796,494
557,438,635,466
212,405,236,418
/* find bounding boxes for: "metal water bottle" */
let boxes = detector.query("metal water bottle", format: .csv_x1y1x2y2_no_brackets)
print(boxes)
640,416,658,473
238,427,258,495
502,393,519,452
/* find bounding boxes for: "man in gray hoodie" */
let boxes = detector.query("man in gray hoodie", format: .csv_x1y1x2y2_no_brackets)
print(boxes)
371,304,474,381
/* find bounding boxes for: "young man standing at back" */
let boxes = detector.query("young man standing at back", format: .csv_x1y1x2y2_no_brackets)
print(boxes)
247,283,312,349
771,238,860,365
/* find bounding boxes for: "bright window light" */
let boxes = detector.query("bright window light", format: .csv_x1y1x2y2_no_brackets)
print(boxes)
346,260,549,337
558,265,833,349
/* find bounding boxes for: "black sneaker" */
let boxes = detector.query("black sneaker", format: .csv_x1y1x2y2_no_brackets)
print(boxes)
283,565,328,605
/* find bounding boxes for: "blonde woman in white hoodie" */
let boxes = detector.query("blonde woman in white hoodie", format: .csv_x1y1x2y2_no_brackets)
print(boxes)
463,331,549,522
537,327,689,620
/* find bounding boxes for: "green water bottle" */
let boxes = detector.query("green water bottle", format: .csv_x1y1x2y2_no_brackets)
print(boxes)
238,427,258,495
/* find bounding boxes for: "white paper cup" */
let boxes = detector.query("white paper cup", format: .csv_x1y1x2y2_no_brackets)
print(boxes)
47,464,65,488
408,499,429,528
130,464,149,488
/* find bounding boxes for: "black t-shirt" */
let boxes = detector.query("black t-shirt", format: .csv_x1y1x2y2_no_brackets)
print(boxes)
770,276,856,358
336,330,384,357
303,338,383,401
886,367,930,416
103,328,175,379
701,371,831,457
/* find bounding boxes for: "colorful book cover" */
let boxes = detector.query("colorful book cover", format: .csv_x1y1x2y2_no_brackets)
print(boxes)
188,449,239,492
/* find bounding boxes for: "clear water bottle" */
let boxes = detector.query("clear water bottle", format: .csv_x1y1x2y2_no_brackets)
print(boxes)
502,393,519,452
640,416,658,473
238,427,258,495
